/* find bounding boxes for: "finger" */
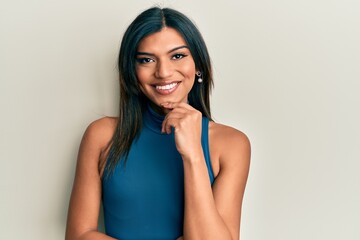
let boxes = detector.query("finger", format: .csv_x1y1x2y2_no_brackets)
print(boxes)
162,113,184,133
165,107,187,115
162,117,181,134
161,101,193,110
160,102,175,109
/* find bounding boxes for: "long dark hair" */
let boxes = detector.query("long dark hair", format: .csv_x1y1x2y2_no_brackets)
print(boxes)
103,7,214,175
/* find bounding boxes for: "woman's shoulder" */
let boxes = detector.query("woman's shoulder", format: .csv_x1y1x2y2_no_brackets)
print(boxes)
209,121,251,168
82,117,118,152
209,121,249,144
87,116,118,131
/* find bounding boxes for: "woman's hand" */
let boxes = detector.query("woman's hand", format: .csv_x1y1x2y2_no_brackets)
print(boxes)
161,102,203,160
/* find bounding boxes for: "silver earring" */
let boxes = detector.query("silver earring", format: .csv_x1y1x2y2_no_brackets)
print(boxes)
196,71,203,83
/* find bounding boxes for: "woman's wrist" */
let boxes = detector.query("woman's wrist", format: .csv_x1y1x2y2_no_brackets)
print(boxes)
181,148,204,164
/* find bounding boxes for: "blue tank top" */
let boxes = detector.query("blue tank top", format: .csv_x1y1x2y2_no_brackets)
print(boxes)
102,105,214,239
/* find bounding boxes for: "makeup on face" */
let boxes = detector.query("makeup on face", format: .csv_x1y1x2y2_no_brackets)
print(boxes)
135,28,196,110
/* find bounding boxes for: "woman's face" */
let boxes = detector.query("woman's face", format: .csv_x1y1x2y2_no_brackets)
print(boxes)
135,27,196,110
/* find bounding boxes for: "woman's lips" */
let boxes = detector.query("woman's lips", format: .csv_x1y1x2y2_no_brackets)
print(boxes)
153,81,180,95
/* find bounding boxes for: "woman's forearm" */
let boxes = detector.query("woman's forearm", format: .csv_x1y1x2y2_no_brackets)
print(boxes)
182,154,233,240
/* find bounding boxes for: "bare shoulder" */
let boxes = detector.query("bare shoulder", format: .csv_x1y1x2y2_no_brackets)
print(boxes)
209,121,250,146
81,117,118,154
209,121,251,170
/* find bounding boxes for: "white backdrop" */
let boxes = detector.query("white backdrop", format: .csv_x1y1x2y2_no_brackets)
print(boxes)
1,0,359,239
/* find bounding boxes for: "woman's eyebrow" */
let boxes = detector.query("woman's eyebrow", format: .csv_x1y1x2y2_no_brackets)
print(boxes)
136,51,155,56
136,45,189,56
167,45,189,53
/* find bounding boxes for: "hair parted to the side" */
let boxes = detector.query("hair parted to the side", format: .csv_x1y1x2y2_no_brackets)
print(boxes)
102,7,214,176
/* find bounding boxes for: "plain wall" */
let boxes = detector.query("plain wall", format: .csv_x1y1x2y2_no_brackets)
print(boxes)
1,0,359,239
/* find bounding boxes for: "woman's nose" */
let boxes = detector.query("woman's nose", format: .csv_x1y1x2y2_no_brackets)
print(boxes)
155,60,174,79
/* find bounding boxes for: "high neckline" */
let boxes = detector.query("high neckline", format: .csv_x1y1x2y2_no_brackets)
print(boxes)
143,103,166,134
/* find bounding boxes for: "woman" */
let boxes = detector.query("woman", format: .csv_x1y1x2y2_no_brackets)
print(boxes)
66,7,250,240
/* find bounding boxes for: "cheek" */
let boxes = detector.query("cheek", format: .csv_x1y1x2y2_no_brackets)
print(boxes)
135,68,148,95
182,62,196,79
136,67,150,85
182,57,196,73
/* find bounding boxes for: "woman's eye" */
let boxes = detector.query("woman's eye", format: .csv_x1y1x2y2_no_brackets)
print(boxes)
136,58,154,64
172,54,187,60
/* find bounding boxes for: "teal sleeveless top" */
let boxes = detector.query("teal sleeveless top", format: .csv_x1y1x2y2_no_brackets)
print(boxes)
102,105,214,239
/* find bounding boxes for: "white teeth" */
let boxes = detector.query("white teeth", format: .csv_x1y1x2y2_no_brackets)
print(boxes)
156,82,178,90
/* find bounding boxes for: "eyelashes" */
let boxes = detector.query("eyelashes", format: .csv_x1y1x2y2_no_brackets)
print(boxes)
136,57,154,64
136,53,188,64
171,53,188,60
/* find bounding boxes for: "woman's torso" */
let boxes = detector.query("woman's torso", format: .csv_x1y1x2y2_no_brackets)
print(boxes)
101,106,215,239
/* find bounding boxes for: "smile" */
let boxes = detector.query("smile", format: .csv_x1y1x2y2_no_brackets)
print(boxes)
153,81,180,95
